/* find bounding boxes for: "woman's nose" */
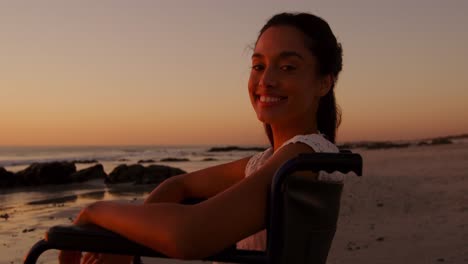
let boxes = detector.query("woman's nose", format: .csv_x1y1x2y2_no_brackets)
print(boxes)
259,66,277,88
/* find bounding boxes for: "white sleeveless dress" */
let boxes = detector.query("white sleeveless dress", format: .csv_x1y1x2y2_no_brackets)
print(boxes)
213,133,343,263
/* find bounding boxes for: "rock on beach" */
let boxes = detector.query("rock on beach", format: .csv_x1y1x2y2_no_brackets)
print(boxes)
0,167,16,188
69,164,107,182
15,162,76,185
207,146,266,152
1,161,187,188
106,164,186,184
160,158,190,162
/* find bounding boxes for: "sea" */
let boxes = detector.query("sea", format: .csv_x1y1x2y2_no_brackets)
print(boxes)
0,145,266,173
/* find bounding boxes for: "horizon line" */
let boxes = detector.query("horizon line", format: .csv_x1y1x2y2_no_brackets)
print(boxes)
1,132,466,148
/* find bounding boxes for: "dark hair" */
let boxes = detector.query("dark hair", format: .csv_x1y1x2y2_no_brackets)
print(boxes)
257,12,343,145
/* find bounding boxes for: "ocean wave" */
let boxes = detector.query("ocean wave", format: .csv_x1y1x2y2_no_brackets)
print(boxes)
0,146,237,168
0,155,123,167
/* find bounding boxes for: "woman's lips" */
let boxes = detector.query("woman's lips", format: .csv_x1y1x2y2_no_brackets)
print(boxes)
256,95,288,107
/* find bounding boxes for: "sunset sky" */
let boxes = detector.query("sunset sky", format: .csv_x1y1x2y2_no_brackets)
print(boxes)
1,0,467,146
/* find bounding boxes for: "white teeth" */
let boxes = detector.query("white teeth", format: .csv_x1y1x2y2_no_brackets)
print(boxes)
259,96,284,103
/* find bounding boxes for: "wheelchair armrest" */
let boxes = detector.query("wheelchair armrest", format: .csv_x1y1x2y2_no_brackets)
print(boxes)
46,224,166,257
45,224,266,263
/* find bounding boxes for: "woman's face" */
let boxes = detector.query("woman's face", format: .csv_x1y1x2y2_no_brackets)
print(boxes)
248,26,329,127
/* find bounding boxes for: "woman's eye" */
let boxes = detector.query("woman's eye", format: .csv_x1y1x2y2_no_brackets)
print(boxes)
251,64,264,71
280,65,296,71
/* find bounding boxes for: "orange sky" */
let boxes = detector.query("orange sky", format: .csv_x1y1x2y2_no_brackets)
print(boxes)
1,1,467,146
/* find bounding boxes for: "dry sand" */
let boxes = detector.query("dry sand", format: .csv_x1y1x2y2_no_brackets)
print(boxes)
328,143,468,264
2,143,467,263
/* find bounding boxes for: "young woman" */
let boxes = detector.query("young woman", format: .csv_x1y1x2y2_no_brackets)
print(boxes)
59,12,344,264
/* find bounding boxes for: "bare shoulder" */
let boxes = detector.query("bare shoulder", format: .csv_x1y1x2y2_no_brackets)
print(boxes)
271,142,319,179
271,141,317,164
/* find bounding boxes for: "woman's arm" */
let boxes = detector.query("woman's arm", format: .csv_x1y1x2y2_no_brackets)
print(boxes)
78,201,194,258
59,156,252,262
77,142,315,260
144,156,251,204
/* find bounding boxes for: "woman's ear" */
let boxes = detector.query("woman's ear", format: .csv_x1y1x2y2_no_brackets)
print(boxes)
318,75,333,97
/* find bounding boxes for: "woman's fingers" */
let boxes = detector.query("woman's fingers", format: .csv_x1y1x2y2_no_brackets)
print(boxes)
84,253,133,264
90,255,102,264
82,252,100,264
58,250,81,264
82,252,95,264
77,252,133,264
82,252,93,263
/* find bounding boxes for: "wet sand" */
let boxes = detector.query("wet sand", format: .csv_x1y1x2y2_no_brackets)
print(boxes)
1,143,467,263
0,180,156,264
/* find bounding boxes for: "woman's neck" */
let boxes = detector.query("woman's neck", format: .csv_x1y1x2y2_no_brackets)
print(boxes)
270,123,318,152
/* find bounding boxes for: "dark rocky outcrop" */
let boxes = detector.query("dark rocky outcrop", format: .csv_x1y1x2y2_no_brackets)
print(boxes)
15,162,76,186
364,142,410,150
207,146,266,152
70,164,107,182
106,164,145,184
0,167,16,188
202,158,218,161
430,138,453,145
416,141,430,146
338,142,410,150
106,164,186,184
73,159,98,164
160,158,190,162
2,161,186,188
139,165,186,184
137,159,155,164
339,134,463,150
417,138,453,147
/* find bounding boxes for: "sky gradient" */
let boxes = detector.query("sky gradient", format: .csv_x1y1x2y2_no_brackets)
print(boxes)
1,0,467,146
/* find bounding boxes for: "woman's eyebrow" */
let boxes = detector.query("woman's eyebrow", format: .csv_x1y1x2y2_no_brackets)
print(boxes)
251,52,263,59
279,51,304,60
251,51,304,60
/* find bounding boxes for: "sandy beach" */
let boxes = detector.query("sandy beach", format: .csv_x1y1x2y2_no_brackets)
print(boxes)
329,143,468,264
1,142,467,263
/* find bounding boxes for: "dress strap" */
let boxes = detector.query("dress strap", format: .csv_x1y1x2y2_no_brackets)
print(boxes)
277,133,344,182
278,134,339,153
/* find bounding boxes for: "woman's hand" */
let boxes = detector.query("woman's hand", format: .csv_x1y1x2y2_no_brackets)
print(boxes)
72,205,92,226
58,250,82,264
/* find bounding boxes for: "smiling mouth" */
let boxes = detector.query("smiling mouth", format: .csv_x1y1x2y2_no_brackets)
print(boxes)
255,95,288,104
